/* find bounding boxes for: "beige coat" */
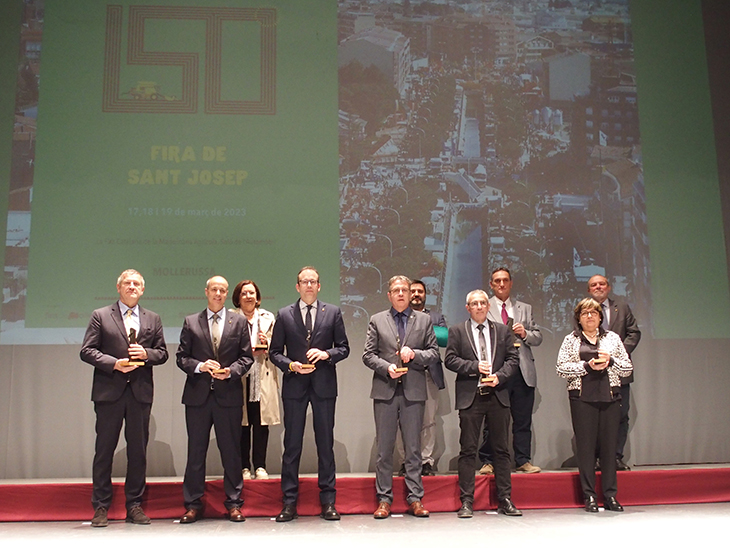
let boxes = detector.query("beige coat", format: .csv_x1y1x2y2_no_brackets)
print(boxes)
231,307,281,426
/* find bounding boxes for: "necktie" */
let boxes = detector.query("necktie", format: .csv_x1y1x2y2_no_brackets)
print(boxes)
305,305,313,336
477,324,488,361
602,303,609,330
396,312,407,345
123,308,133,331
211,313,221,359
501,302,509,325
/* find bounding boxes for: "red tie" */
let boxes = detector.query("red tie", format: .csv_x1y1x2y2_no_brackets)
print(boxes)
501,303,509,324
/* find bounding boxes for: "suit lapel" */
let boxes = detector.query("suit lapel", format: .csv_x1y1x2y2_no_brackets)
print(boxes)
487,297,502,324
386,312,400,346
137,306,150,341
311,302,326,335
292,300,308,338
198,311,215,356
111,304,128,340
464,320,479,359
513,302,523,324
607,298,618,331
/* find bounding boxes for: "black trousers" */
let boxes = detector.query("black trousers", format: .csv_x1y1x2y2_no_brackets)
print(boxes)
570,398,620,500
183,392,243,510
458,391,512,503
281,391,336,505
92,384,150,511
241,399,270,470
479,369,535,467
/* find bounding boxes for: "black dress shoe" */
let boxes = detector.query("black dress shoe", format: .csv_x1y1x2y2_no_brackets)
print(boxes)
91,507,108,527
616,458,631,471
421,462,435,476
497,498,522,516
228,507,246,522
584,496,599,513
126,505,151,525
604,497,624,512
321,503,341,521
180,508,199,523
276,504,298,522
457,501,473,518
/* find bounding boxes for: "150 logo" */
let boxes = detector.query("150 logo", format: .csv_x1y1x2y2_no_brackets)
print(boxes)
102,5,276,114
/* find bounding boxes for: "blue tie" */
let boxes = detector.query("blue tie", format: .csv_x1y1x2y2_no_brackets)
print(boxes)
396,312,407,345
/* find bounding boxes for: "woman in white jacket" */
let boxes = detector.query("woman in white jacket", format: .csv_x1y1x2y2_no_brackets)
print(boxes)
557,298,632,513
231,279,281,480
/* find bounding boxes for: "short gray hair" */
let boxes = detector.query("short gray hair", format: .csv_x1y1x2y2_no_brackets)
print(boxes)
465,289,488,305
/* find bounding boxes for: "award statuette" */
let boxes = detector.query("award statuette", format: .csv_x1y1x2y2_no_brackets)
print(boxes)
478,360,492,395
394,333,408,373
253,316,268,351
127,328,145,366
506,318,521,348
300,325,315,369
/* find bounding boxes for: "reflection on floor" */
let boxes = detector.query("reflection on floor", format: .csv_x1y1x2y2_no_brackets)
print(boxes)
2,504,730,547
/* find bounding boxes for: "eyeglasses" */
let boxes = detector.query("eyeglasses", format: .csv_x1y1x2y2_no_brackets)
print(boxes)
580,310,599,317
468,300,488,308
298,279,319,286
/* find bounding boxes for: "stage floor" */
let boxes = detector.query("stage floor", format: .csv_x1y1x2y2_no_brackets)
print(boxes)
2,503,730,547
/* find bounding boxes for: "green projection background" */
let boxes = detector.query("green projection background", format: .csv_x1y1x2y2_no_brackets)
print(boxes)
24,0,339,329
2,0,730,341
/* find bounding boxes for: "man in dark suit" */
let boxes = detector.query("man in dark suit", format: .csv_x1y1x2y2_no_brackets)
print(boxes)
588,275,641,471
445,289,522,518
363,275,440,519
269,266,350,522
80,269,168,527
176,275,253,523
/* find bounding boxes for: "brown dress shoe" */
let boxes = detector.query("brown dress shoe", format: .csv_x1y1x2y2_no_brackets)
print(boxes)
407,500,430,517
125,505,151,524
179,508,199,524
373,501,391,519
91,507,108,527
228,507,246,522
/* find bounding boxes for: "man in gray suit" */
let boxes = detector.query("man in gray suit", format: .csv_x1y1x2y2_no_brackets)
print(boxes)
588,274,641,471
479,268,543,474
445,289,521,518
363,275,440,519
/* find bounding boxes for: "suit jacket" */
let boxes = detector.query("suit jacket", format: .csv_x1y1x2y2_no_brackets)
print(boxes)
423,308,446,390
363,309,440,402
487,296,542,388
269,300,350,400
80,302,168,404
176,310,253,407
444,319,519,409
605,298,641,384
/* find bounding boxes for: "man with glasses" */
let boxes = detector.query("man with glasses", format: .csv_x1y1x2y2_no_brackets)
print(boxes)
269,267,350,522
363,275,440,519
445,290,521,518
